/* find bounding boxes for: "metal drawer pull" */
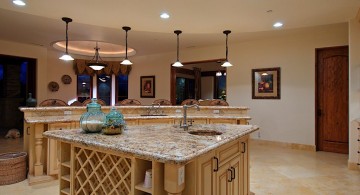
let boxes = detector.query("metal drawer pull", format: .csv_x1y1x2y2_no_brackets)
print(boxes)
227,168,233,182
242,142,246,153
213,157,219,172
231,167,235,180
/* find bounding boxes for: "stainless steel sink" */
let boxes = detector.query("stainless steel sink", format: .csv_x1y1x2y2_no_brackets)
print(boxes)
140,114,168,116
188,130,223,136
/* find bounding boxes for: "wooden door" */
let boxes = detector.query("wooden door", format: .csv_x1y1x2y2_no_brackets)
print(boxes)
229,156,241,195
215,163,230,195
316,46,349,154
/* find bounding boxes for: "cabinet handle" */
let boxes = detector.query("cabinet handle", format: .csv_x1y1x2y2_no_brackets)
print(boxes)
213,157,219,172
241,142,246,153
227,168,233,182
231,167,235,180
27,127,30,135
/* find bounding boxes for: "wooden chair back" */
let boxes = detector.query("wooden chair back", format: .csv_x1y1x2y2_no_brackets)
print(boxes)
180,99,199,106
116,99,142,106
209,99,229,106
153,99,172,106
39,99,68,107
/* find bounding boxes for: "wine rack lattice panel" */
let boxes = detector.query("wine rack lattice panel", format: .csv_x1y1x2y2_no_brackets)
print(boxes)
74,147,132,195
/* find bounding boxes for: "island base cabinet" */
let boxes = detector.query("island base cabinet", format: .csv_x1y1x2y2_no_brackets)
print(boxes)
194,135,250,195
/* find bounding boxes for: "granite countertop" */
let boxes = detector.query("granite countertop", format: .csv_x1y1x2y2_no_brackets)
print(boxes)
43,124,259,165
24,114,251,123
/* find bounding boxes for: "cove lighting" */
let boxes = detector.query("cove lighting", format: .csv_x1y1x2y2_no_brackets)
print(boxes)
273,22,283,28
160,13,170,19
13,0,26,6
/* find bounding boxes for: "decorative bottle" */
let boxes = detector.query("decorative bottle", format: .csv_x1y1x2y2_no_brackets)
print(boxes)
26,93,37,107
80,98,105,133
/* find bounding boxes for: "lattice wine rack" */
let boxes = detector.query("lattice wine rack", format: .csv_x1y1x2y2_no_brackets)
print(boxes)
59,143,132,195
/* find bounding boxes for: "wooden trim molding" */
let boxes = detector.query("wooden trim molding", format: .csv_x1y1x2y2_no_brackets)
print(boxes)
250,139,316,152
348,161,360,171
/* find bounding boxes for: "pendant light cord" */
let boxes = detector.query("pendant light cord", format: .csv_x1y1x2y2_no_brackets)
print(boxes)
225,34,228,61
177,33,180,61
125,30,128,59
65,22,69,54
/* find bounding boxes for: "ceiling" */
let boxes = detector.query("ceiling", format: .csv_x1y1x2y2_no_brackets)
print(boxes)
0,0,359,58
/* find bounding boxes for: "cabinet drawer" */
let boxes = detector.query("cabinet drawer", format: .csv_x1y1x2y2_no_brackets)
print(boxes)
48,123,71,130
217,140,240,167
125,119,138,126
209,119,237,124
138,118,174,125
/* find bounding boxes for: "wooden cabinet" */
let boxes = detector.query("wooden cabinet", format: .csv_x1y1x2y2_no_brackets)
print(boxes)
125,119,138,125
138,118,174,125
209,119,237,124
47,122,73,175
197,135,249,195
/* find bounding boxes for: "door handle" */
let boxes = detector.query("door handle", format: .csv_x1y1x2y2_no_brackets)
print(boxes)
213,157,219,172
227,168,233,182
231,167,235,180
241,142,246,153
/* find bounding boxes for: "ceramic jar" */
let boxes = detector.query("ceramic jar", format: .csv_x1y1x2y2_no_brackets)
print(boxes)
103,107,125,135
80,98,105,133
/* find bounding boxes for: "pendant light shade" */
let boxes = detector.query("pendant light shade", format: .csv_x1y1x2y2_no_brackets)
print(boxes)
87,42,107,70
221,30,232,67
172,30,183,67
121,26,133,65
59,17,74,61
216,70,222,77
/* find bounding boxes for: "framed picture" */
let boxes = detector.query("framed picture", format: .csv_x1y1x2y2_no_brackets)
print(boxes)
252,67,281,99
140,76,155,98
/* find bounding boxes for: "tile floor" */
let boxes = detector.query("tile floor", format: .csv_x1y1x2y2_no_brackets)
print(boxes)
0,139,359,194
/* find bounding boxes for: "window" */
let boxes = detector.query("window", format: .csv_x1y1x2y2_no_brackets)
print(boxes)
116,74,128,101
176,77,195,105
97,74,112,105
77,75,92,103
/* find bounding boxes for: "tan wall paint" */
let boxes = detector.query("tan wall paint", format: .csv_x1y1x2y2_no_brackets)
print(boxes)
349,19,360,163
0,40,48,102
46,50,78,103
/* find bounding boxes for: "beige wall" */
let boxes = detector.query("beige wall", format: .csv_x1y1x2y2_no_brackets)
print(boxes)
129,23,348,147
46,50,77,103
349,18,360,164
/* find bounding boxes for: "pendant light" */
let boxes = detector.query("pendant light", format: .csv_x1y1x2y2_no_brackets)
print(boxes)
121,26,132,65
221,30,232,67
216,70,222,76
172,30,183,67
59,17,74,61
87,42,107,70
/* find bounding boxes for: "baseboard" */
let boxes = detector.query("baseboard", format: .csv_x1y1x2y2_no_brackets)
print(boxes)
348,161,360,171
250,138,316,152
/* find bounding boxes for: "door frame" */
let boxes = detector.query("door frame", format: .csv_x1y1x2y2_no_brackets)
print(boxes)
315,45,349,151
170,58,225,105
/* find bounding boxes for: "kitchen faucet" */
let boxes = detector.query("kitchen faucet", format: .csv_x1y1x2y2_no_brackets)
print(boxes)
147,103,161,115
180,104,200,131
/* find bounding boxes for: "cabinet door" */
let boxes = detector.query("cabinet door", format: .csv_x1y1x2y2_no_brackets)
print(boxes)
209,119,237,124
125,119,138,125
215,162,231,195
241,140,249,195
47,123,71,175
191,119,207,124
229,155,242,195
197,151,216,195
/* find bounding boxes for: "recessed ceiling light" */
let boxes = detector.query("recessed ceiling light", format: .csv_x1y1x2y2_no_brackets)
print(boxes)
160,12,170,19
13,0,26,6
273,22,283,28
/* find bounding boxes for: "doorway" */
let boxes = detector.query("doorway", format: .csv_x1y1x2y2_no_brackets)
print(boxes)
315,46,348,154
0,54,36,138
170,58,226,105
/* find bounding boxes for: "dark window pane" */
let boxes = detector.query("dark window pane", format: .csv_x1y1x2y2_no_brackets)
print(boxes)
117,75,128,101
217,75,226,100
77,75,91,102
176,77,195,105
97,74,111,105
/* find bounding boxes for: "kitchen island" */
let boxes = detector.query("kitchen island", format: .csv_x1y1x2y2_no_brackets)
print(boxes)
44,124,258,195
21,105,251,184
